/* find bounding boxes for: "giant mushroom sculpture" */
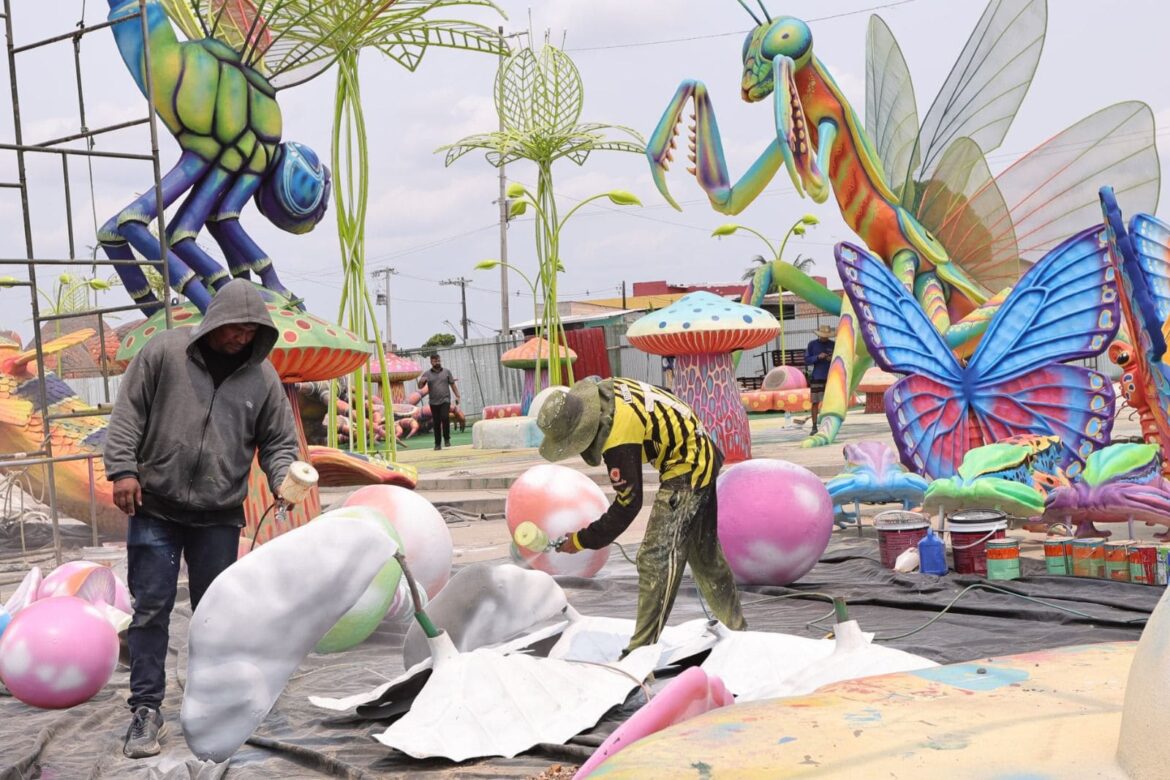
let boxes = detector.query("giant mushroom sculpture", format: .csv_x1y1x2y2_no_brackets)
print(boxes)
628,292,779,462
500,337,578,415
368,354,422,404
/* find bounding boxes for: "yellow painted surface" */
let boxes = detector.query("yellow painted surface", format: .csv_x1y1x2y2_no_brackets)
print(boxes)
589,642,1136,779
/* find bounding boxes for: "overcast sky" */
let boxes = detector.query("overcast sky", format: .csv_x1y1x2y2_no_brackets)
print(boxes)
1,0,1167,349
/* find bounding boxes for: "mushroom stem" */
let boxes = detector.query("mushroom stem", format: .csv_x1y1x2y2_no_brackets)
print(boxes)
674,351,752,462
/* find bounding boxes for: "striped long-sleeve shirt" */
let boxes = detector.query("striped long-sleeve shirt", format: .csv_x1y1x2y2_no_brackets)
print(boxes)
574,378,719,550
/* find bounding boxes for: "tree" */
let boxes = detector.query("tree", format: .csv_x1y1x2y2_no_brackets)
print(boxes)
422,332,457,348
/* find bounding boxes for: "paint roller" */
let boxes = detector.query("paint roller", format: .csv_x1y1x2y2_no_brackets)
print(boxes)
512,521,568,554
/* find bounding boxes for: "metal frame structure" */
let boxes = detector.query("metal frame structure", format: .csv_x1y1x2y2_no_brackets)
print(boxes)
0,0,170,564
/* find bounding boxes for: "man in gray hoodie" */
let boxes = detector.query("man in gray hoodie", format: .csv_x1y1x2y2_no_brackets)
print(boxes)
104,279,300,759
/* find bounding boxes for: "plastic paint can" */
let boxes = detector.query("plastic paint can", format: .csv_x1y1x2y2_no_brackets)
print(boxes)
1129,543,1159,585
874,510,930,570
948,510,1008,577
1071,538,1105,578
1044,537,1072,576
1104,541,1132,582
985,538,1021,581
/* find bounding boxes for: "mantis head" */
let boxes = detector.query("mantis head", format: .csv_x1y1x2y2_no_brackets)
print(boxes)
740,17,813,103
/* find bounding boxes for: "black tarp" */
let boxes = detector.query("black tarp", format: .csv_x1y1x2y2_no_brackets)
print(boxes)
1,526,1162,779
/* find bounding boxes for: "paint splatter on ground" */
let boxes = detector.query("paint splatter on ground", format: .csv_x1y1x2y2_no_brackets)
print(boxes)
531,764,579,780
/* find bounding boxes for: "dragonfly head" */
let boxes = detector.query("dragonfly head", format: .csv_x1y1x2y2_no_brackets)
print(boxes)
741,17,812,103
255,141,331,235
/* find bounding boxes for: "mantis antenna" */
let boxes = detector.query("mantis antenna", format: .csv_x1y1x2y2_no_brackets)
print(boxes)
757,0,772,22
735,0,762,25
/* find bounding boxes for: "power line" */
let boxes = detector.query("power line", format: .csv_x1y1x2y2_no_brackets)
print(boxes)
566,0,920,52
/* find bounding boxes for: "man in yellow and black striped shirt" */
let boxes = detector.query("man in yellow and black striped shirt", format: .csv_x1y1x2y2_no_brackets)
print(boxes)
538,377,746,653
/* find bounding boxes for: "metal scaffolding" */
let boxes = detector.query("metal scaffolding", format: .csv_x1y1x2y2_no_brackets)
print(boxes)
0,0,170,564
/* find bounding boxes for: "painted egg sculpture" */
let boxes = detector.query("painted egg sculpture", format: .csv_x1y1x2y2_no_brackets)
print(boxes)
716,459,833,585
762,365,807,391
312,505,405,653
0,596,119,708
342,485,453,599
506,464,610,577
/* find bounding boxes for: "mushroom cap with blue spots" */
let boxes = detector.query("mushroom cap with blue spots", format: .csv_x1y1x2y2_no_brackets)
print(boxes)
626,291,780,355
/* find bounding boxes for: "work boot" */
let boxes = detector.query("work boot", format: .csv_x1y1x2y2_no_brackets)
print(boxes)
434,445,441,451
444,439,451,447
123,706,167,758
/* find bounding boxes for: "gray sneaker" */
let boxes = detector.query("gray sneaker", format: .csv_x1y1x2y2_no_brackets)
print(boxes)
123,706,167,758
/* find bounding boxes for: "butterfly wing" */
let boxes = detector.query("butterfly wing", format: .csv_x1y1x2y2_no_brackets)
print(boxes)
840,231,1118,479
1130,213,1170,325
966,224,1119,384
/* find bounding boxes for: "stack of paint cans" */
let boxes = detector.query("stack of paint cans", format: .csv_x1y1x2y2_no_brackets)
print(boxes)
1041,537,1170,585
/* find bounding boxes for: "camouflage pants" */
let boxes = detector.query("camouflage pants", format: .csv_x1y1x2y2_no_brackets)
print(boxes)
625,476,747,653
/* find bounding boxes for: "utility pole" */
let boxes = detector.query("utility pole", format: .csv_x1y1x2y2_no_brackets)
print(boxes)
371,267,397,350
621,280,627,309
496,25,511,339
440,277,472,342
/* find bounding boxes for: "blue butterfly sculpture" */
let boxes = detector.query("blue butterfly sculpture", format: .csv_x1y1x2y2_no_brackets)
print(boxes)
836,226,1119,479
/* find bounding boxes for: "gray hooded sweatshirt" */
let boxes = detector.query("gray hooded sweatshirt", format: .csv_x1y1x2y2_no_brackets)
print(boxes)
103,280,299,526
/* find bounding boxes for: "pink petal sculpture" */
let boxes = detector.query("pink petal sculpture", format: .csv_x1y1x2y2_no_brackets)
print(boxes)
3,566,41,615
506,464,610,578
38,560,132,615
716,459,834,585
343,485,453,599
500,337,578,415
0,595,119,708
628,292,779,462
574,666,733,779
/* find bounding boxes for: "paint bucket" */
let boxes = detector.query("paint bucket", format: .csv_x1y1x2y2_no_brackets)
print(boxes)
1044,536,1072,576
1105,541,1132,582
948,510,1007,576
874,510,930,570
985,538,1021,580
1071,538,1105,578
1158,545,1170,586
1129,543,1158,585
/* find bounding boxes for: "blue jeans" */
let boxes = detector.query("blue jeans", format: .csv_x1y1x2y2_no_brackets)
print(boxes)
126,514,240,710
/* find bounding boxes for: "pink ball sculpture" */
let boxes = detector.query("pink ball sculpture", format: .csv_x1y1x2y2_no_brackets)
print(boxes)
762,365,807,391
716,459,833,585
628,292,779,463
0,596,119,708
506,464,610,578
342,485,453,599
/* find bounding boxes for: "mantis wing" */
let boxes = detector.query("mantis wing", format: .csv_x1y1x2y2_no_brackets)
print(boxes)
864,15,919,199
902,0,1046,208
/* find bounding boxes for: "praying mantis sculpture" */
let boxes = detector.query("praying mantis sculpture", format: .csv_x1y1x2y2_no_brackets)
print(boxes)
647,0,1158,448
99,0,372,314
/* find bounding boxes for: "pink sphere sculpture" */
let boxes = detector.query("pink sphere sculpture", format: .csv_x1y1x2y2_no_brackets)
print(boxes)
506,464,610,577
762,365,807,391
716,459,833,585
0,596,119,708
342,485,453,599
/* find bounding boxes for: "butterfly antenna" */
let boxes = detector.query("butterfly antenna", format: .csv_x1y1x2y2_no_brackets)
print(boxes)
757,0,772,22
735,0,762,25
